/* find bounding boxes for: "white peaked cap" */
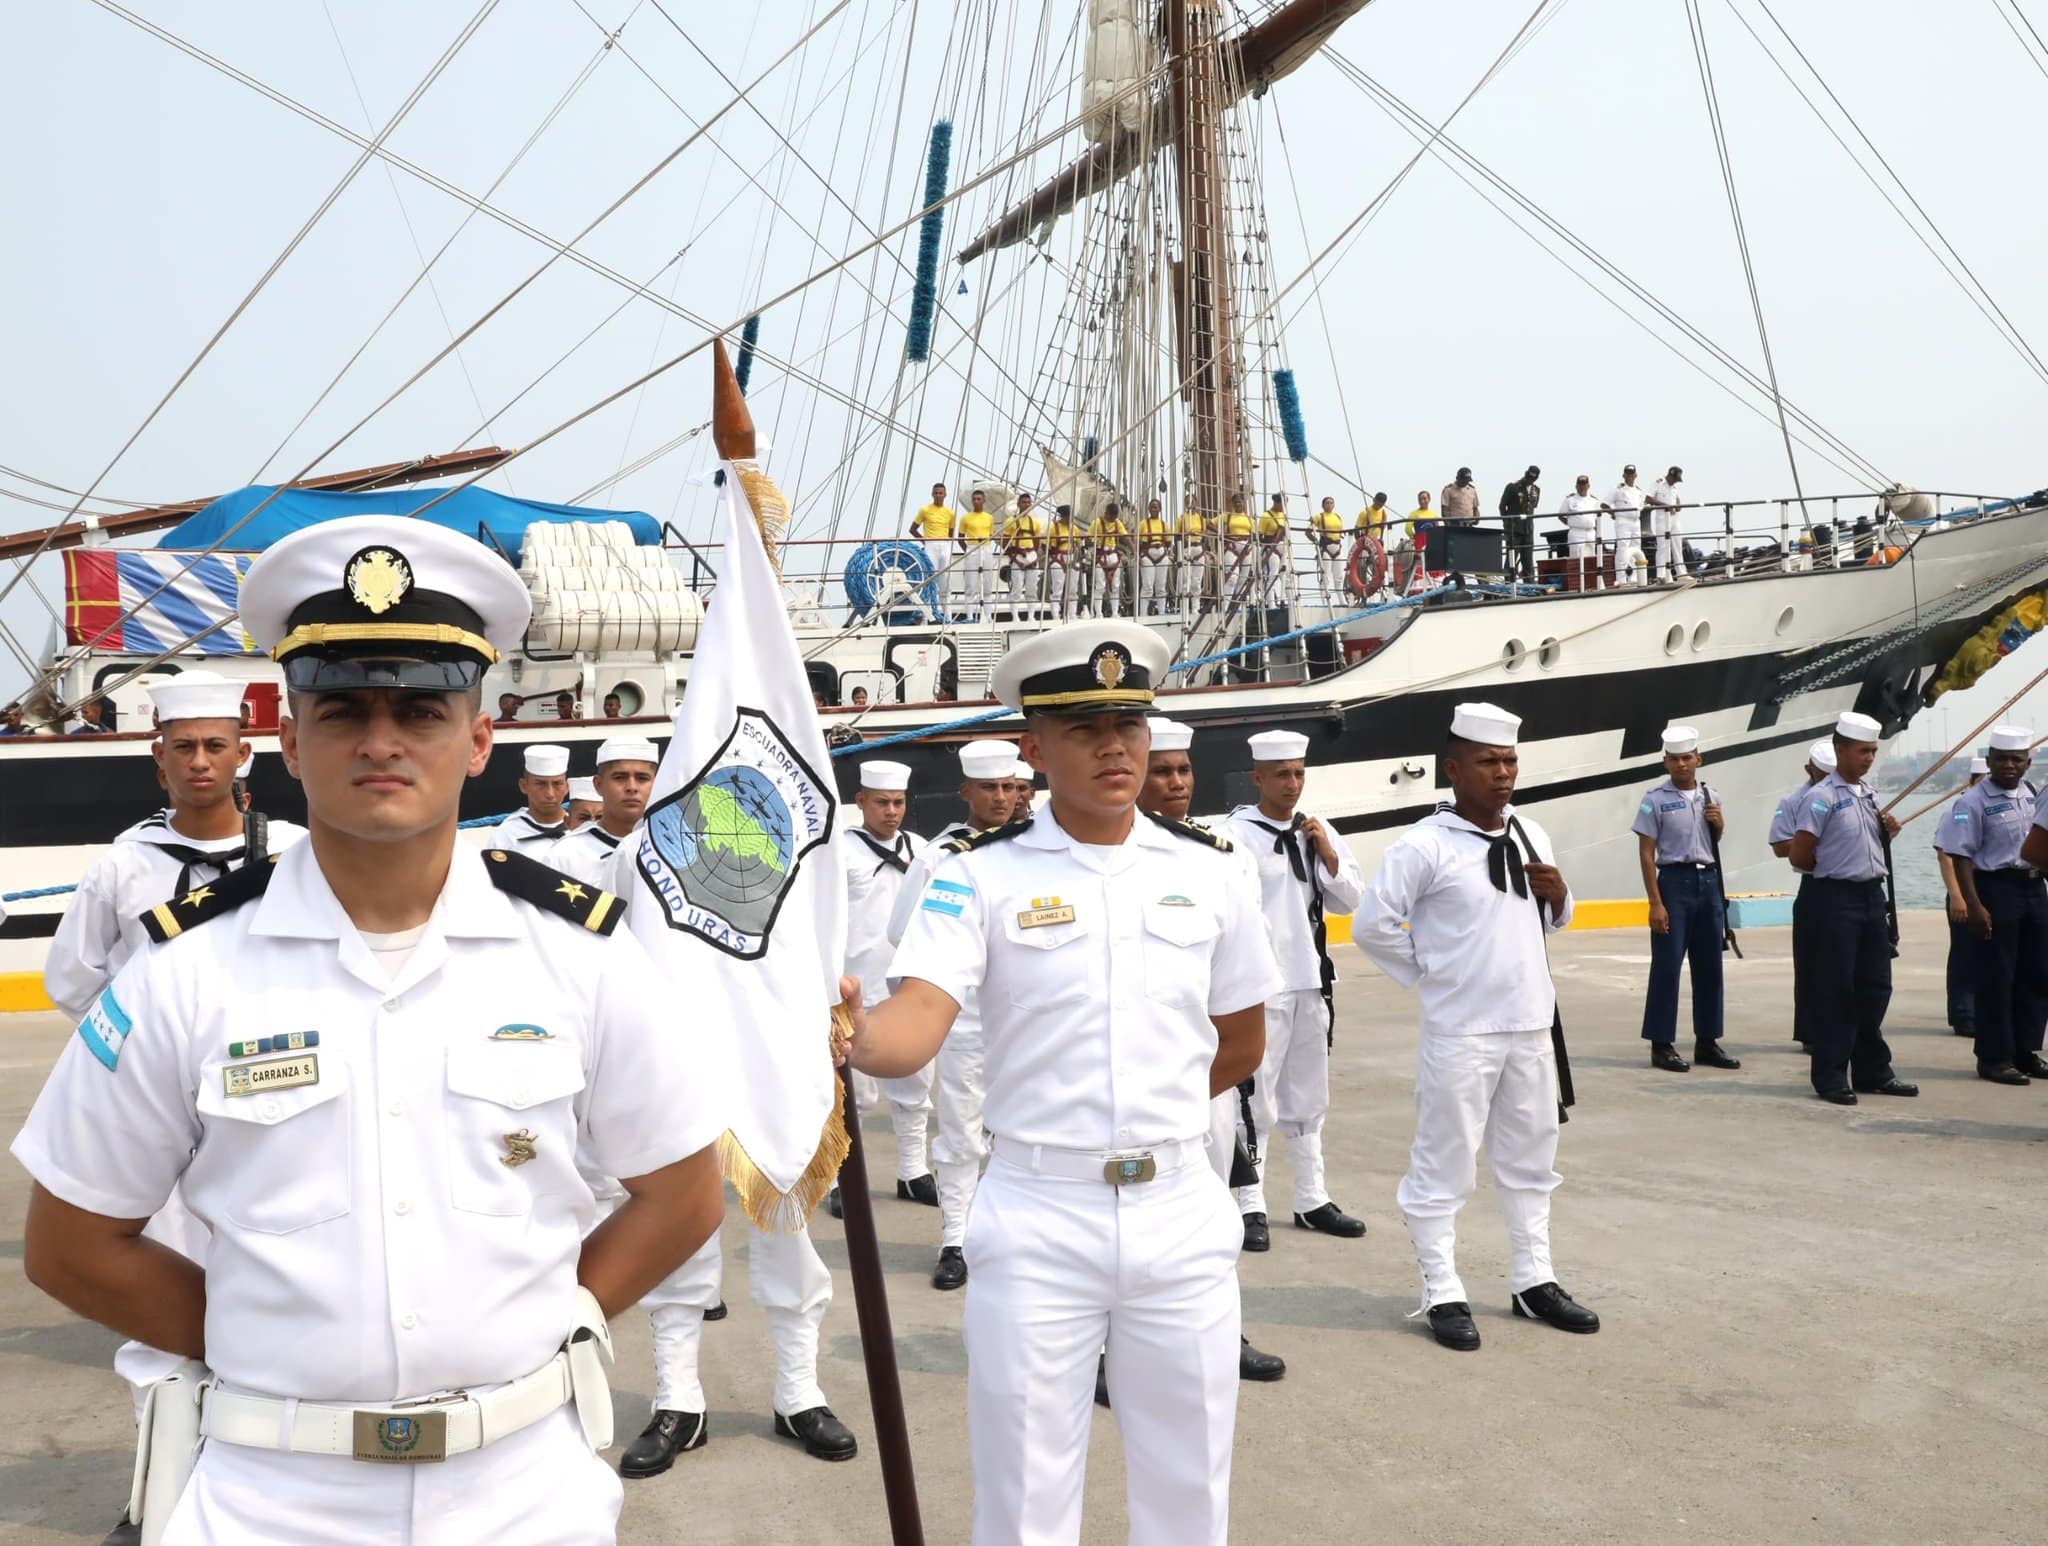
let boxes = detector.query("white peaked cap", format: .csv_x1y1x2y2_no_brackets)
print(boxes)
568,777,598,802
1661,723,1700,755
1987,724,2032,753
147,669,246,724
1011,759,1034,781
1834,711,1882,743
1247,729,1309,762
959,739,1016,780
236,749,254,779
594,737,659,767
1969,757,1990,776
858,760,912,792
1807,740,1838,771
1450,702,1521,747
524,744,570,776
1150,717,1193,753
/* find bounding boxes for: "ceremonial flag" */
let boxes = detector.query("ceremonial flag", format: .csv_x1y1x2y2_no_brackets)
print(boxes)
623,344,848,1229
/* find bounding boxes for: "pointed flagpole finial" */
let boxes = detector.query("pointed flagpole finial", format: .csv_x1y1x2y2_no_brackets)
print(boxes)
712,337,756,462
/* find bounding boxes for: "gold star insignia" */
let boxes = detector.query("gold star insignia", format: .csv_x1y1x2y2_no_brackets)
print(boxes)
554,880,588,904
181,886,215,908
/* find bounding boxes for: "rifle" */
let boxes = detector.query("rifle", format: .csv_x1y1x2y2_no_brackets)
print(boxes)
1877,804,1901,957
1701,782,1742,959
1505,814,1576,1124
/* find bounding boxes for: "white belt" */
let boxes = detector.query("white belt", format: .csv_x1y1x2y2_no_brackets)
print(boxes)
201,1352,572,1464
991,1134,1206,1186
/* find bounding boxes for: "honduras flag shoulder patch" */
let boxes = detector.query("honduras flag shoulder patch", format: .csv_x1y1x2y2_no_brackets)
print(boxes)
77,988,133,1071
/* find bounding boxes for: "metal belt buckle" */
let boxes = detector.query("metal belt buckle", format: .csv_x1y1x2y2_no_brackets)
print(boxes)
353,1402,452,1464
1103,1152,1158,1187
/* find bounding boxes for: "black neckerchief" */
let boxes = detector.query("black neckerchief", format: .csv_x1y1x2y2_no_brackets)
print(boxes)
150,840,247,900
518,812,566,843
589,828,621,851
1246,811,1336,1039
854,829,911,875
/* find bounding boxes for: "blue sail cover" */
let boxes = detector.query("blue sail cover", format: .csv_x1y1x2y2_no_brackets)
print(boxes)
155,484,661,567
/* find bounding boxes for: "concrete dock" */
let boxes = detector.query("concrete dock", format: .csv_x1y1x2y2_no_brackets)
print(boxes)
3,911,2045,1543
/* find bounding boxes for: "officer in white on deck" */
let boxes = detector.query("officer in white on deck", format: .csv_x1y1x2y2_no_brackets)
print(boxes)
1355,702,1601,1352
1223,729,1369,1249
1607,464,1649,585
551,738,658,891
13,514,726,1543
851,619,1280,1546
1558,475,1607,588
486,743,571,850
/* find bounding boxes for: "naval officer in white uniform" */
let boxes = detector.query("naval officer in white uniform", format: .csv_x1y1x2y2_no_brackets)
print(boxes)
851,619,1281,1546
1222,729,1368,1248
1355,702,1601,1352
13,514,726,1544
486,743,571,851
550,738,658,891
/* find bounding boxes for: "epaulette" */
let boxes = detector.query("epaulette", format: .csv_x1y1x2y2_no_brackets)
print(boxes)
140,854,281,943
483,848,622,935
940,817,1034,856
1145,811,1234,852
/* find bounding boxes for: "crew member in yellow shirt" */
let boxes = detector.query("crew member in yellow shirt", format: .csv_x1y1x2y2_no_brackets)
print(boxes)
1311,496,1347,606
1221,500,1258,605
1355,491,1392,541
957,488,997,622
1257,494,1291,606
1137,499,1174,616
1047,504,1082,620
1089,503,1133,617
1177,507,1212,613
910,480,956,606
1003,491,1044,619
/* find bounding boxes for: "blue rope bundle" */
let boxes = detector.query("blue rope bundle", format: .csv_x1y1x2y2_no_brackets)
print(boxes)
1274,368,1309,463
905,121,953,364
735,314,761,395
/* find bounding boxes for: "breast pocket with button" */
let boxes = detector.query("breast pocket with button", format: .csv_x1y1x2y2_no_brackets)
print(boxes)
193,1064,353,1234
1141,902,1220,1009
999,909,1093,1012
444,1040,589,1216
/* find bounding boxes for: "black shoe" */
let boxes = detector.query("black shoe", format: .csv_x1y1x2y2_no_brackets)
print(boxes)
931,1245,968,1291
1650,1042,1691,1072
1094,1353,1110,1409
703,1298,728,1322
1242,1212,1270,1252
1952,1024,1977,1038
1693,1041,1741,1070
1817,1088,1858,1105
1239,1337,1286,1382
825,1186,842,1220
774,1405,858,1462
1854,1077,1919,1097
897,1174,939,1207
1978,1061,2030,1085
103,1517,142,1546
620,1410,707,1478
1510,1281,1601,1333
1426,1302,1481,1351
1293,1202,1367,1238
2017,1053,2048,1079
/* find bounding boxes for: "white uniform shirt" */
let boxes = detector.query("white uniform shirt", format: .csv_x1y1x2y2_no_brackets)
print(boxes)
44,812,308,1022
1219,804,1366,993
12,841,721,1405
889,809,1282,1150
1354,805,1573,1036
887,821,980,1035
486,809,567,853
1558,492,1605,534
1648,478,1682,534
840,825,926,1009
1606,482,1648,528
550,823,624,890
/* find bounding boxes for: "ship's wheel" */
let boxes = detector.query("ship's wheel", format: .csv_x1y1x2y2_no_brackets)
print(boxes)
843,540,944,623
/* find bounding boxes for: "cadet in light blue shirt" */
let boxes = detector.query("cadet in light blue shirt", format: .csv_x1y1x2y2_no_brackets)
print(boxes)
1787,712,1913,1104
1631,724,1738,1072
1767,740,1835,857
1936,726,2048,1084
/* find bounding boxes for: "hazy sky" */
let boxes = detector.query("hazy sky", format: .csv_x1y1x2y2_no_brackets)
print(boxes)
5,0,2047,736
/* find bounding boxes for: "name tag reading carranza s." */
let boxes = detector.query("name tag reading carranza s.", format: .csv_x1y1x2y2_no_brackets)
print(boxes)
1016,897,1076,929
223,1053,320,1098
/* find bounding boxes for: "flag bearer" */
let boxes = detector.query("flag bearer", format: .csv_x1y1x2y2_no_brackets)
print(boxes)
487,743,571,850
1632,724,1741,1073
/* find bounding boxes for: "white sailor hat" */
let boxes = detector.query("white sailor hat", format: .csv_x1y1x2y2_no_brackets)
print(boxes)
989,619,1167,715
1969,756,1990,776
858,759,912,791
1247,729,1310,763
1807,739,1838,771
147,669,246,725
1661,723,1700,755
1149,717,1193,754
594,736,659,767
1834,711,1882,743
959,740,1017,780
1450,702,1520,747
1010,758,1035,782
567,777,599,802
523,744,570,777
240,514,531,692
1987,724,2032,753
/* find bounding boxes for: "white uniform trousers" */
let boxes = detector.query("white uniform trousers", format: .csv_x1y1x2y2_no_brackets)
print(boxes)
1048,558,1077,620
1138,550,1170,615
875,1056,935,1184
931,1029,988,1249
963,1152,1241,1546
1648,520,1681,581
1206,1092,1238,1185
959,541,994,620
924,540,954,605
1259,547,1289,606
1317,543,1347,608
1008,552,1041,616
643,1222,833,1417
1092,557,1123,618
1395,1027,1562,1308
1220,544,1256,608
1177,553,1210,614
1611,518,1643,585
1233,988,1333,1217
164,1403,617,1546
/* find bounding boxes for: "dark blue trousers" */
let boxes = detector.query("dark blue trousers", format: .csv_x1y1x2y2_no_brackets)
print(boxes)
1641,864,1725,1044
1946,918,1976,1031
1968,870,2048,1067
1795,876,1896,1095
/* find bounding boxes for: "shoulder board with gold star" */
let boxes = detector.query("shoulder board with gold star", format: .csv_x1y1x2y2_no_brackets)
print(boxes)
940,817,1034,856
483,848,622,935
139,854,282,944
1145,811,1235,852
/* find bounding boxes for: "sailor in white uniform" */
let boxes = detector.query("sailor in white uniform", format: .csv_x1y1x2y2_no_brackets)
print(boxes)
564,775,603,831
13,515,726,1545
851,619,1281,1546
1355,702,1600,1352
877,738,1022,1289
1222,730,1368,1248
1010,755,1039,822
486,743,571,850
1647,465,1684,581
1607,464,1649,585
1558,476,1607,587
552,739,658,891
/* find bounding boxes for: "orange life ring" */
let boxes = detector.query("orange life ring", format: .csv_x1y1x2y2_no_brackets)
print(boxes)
1347,534,1388,599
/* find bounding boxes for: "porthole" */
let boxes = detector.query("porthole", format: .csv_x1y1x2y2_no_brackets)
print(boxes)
1502,638,1528,672
1664,624,1685,656
1692,620,1712,652
608,680,647,715
1538,637,1561,669
1775,606,1795,636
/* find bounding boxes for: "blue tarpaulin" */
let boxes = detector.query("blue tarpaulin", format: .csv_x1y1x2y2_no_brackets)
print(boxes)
155,484,662,567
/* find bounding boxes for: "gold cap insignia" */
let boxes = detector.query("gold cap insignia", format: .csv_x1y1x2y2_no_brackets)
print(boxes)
345,547,413,616
1092,645,1128,691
